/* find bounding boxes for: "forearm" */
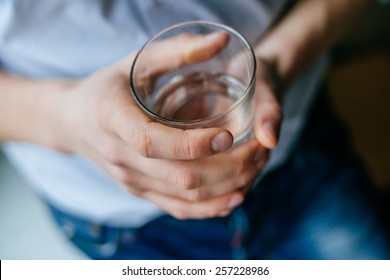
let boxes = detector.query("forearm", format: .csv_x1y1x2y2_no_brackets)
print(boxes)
0,72,70,150
255,0,375,88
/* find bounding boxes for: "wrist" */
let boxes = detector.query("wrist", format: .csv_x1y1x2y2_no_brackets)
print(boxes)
0,73,76,152
39,80,77,153
18,79,76,152
254,27,302,94
254,0,375,92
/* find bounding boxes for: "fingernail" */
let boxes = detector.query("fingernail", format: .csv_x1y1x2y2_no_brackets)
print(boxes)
263,121,276,145
227,194,243,209
211,131,233,153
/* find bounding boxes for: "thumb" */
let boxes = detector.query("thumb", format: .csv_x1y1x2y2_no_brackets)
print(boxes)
132,31,230,82
109,31,230,79
253,59,283,148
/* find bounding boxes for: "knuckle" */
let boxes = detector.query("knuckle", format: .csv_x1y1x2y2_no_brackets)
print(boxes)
101,140,123,165
123,173,137,186
113,168,136,185
173,168,200,190
114,168,127,183
131,128,155,158
177,138,201,160
188,144,202,160
122,184,142,196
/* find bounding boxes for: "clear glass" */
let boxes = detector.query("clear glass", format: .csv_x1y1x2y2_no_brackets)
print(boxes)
130,21,256,144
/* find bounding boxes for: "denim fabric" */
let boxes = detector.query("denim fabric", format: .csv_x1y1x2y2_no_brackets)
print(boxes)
49,92,390,259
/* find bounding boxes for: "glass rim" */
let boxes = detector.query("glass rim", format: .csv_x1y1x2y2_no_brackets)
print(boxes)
130,20,257,128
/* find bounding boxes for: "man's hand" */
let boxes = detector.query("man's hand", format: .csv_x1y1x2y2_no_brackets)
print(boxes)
251,0,375,151
55,32,268,219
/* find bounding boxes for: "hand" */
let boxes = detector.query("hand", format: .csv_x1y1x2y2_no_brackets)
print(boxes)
57,32,269,219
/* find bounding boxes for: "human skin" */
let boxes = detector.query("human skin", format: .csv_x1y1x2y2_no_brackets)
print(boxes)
0,0,374,219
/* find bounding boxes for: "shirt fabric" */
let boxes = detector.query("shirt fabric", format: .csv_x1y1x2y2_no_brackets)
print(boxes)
0,0,326,227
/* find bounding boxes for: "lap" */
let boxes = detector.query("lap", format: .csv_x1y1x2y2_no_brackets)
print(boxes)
49,91,390,259
244,92,390,259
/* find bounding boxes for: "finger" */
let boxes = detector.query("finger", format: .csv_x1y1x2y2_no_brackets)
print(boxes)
253,61,283,148
135,139,266,189
182,156,267,202
141,189,244,220
102,142,267,202
134,31,230,81
103,162,182,198
98,138,247,220
105,156,256,205
101,151,246,220
99,137,267,202
108,31,229,79
187,144,268,202
111,138,265,189
111,102,233,159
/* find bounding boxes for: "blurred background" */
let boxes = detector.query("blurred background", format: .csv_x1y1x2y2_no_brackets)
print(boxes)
0,3,389,259
328,3,390,190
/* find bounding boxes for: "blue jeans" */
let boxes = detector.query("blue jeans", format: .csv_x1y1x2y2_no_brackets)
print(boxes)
49,92,390,259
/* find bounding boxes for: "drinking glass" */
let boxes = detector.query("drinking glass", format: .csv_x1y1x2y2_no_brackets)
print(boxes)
130,20,256,144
